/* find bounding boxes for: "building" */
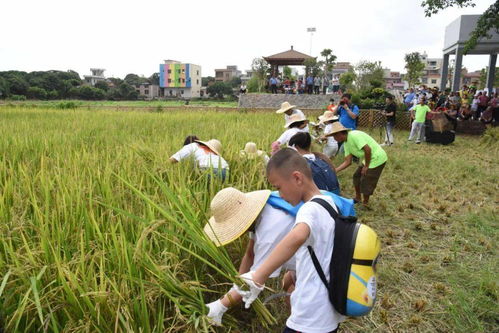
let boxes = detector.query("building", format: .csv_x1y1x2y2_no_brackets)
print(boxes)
214,65,242,83
83,68,106,86
159,60,201,98
420,53,444,88
383,69,405,90
461,69,481,87
135,83,160,100
240,70,254,84
331,62,353,80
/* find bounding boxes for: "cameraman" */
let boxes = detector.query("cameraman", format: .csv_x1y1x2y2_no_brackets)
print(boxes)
334,93,359,130
381,95,396,145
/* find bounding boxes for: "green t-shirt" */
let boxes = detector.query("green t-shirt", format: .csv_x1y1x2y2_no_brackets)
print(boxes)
414,104,430,123
344,130,388,169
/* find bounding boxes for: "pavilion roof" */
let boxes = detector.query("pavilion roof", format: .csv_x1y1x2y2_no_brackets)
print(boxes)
264,47,314,65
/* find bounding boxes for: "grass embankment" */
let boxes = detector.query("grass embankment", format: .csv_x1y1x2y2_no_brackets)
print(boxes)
0,99,239,108
0,107,497,332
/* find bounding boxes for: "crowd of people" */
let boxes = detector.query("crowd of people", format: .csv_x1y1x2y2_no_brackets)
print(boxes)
169,95,390,332
402,85,498,126
268,74,342,95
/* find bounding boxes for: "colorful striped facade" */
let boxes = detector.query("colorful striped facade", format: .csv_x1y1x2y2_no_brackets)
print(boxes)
160,63,193,88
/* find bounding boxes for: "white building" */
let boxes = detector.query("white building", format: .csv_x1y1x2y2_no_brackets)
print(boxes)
83,68,106,86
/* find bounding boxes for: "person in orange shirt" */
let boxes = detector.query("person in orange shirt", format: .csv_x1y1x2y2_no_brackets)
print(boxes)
327,98,336,112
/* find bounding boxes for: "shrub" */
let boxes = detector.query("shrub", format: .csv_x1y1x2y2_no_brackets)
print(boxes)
359,98,375,109
77,86,106,100
56,101,79,110
8,94,26,101
27,87,48,100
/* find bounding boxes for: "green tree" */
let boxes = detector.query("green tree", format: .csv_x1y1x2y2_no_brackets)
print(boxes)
479,66,499,89
339,71,356,91
94,81,109,92
404,52,426,88
148,73,160,85
0,77,10,98
27,87,48,100
229,76,242,88
202,76,215,86
422,0,499,53
283,66,294,79
246,76,259,93
354,60,384,91
206,82,233,99
304,58,323,77
320,48,337,76
251,58,270,92
77,86,106,100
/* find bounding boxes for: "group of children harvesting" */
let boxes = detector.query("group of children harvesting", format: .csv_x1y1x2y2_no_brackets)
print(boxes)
165,99,388,332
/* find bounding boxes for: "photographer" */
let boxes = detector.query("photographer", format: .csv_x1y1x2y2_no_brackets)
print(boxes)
381,96,396,145
334,93,359,130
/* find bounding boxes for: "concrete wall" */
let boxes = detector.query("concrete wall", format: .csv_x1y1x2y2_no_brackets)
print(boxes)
239,93,340,109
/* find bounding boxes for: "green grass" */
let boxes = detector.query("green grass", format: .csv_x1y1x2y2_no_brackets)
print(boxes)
0,99,238,108
0,107,497,332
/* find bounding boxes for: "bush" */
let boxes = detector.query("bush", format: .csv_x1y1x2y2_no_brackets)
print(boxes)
47,90,59,100
56,101,79,110
27,87,48,100
358,98,375,109
77,86,106,100
8,95,26,101
206,82,233,99
351,93,361,106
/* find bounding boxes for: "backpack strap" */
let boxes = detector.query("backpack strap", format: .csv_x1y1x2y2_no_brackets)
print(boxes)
306,197,340,291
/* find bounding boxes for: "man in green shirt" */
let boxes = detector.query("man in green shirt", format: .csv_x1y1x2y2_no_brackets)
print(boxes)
408,97,431,143
327,122,387,205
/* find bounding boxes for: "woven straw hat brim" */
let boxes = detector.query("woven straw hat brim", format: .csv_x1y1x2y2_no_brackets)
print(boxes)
240,150,265,158
284,119,308,128
325,125,351,136
276,104,297,114
319,115,339,125
195,140,221,156
204,190,271,246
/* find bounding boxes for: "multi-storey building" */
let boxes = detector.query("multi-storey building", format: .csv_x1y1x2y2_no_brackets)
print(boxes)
214,65,242,83
159,60,201,98
84,68,106,86
420,53,444,88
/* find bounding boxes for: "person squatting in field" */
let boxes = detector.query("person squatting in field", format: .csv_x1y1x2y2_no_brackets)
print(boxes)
169,136,229,181
203,187,297,325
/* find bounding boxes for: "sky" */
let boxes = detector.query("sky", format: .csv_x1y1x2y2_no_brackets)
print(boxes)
0,0,495,80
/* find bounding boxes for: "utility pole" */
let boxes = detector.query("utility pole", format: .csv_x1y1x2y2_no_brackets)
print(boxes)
307,27,316,55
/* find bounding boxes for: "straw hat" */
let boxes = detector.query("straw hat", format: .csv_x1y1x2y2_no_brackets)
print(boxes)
204,187,271,246
276,101,297,114
195,139,222,155
240,142,265,158
319,111,339,125
284,113,308,128
325,122,351,136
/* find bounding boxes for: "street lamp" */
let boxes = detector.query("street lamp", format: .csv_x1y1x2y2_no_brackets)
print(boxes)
307,27,316,55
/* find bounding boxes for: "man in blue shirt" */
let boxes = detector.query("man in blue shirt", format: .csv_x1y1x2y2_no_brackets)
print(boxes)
335,93,359,130
269,76,278,94
306,75,314,94
404,88,415,109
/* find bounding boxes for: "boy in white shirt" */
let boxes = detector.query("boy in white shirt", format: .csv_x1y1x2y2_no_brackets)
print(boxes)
203,187,296,326
238,148,345,333
276,101,309,133
272,113,309,154
169,139,229,180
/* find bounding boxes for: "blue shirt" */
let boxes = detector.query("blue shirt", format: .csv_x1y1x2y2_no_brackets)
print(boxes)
338,104,359,129
270,77,277,85
404,92,415,103
306,76,314,85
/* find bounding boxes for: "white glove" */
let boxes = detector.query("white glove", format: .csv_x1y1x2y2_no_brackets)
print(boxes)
205,300,228,326
238,271,265,309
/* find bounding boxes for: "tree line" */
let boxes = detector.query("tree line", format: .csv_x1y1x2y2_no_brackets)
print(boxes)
0,70,160,101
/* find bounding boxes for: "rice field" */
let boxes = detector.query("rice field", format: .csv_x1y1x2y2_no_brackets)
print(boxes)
0,106,497,332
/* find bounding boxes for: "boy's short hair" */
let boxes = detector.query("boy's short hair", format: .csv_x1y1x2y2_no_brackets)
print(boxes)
288,132,312,150
267,148,312,179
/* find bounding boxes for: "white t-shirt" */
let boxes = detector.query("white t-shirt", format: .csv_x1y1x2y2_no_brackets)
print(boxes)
170,143,229,170
277,127,308,145
286,195,345,333
250,203,296,277
324,123,339,147
284,109,309,133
